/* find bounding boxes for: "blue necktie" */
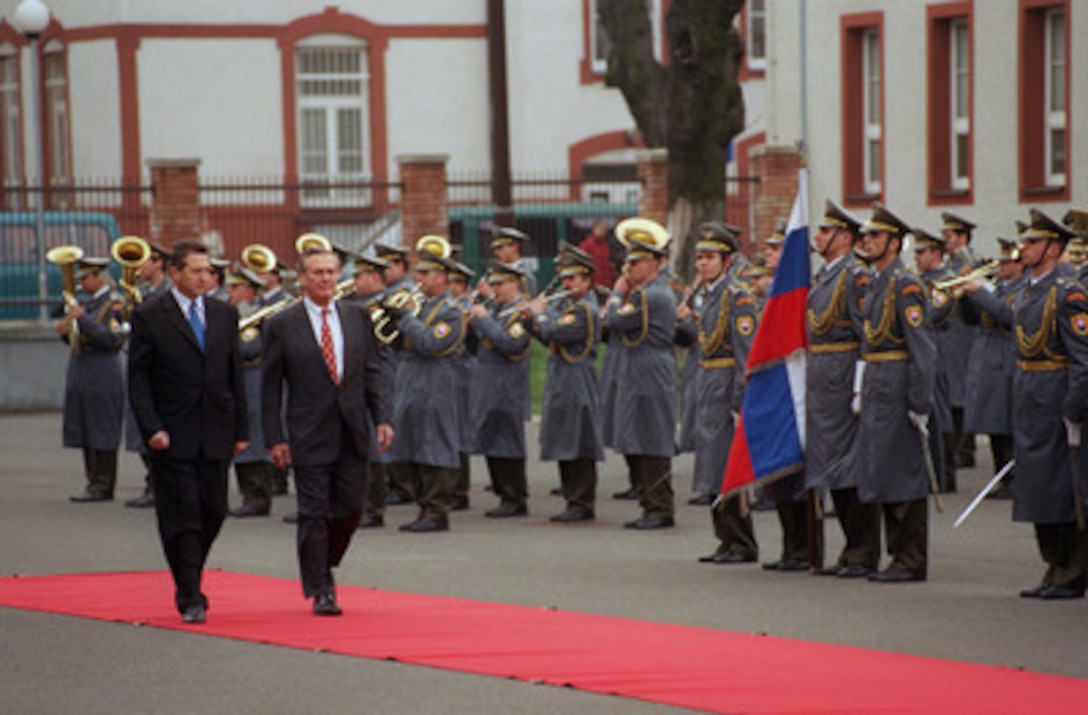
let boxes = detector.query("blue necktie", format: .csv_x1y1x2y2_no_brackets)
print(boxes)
188,301,205,351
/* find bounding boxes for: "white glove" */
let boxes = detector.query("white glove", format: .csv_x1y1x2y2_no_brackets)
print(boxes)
908,410,929,433
732,411,740,428
851,360,865,415
1064,418,1082,447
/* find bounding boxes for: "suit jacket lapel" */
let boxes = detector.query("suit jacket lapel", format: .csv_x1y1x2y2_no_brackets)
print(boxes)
164,292,202,353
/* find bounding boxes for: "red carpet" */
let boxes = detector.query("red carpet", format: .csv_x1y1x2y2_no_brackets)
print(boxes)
1,570,1084,713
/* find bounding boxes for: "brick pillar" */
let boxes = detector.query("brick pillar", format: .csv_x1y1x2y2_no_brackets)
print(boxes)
636,148,669,224
397,154,449,249
147,159,202,247
751,145,802,249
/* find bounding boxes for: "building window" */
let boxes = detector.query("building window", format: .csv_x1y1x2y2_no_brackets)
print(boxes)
747,0,766,71
42,40,70,198
841,13,884,205
926,5,973,203
0,48,21,206
295,40,370,205
1019,0,1069,201
584,0,662,80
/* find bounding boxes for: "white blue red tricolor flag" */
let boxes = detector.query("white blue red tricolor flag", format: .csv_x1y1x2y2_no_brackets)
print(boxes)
721,169,810,496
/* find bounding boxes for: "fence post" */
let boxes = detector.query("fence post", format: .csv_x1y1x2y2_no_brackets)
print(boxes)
750,145,802,250
397,154,450,249
146,158,202,247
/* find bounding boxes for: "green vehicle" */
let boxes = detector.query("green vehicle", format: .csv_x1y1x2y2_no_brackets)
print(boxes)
0,211,123,320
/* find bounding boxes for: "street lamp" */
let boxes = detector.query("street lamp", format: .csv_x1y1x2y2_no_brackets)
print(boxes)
13,0,51,322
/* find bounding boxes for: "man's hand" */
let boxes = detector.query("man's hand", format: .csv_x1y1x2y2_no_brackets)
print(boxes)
270,443,291,471
474,278,494,301
148,430,170,451
676,303,692,321
469,303,489,320
525,295,548,316
613,275,630,295
376,423,395,453
233,440,250,456
908,410,929,433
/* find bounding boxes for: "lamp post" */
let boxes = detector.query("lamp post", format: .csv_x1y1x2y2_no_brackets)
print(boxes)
14,0,51,322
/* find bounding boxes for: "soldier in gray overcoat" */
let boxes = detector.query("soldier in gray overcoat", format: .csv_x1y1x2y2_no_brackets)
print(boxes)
603,218,677,529
941,212,982,471
683,224,759,564
61,258,128,502
387,252,466,533
527,245,603,522
856,204,937,583
447,260,476,512
960,238,1023,499
806,201,881,577
468,261,533,517
963,210,1088,599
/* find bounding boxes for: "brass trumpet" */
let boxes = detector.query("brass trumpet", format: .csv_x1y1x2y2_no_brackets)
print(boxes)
241,243,277,274
370,284,425,344
47,244,85,354
932,261,1000,291
111,235,150,318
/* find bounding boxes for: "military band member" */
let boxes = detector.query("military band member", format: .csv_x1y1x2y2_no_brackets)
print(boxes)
447,260,476,511
226,268,273,517
125,241,173,509
59,257,128,502
913,228,956,493
604,219,678,529
807,200,880,577
940,212,981,472
526,245,603,522
347,254,395,528
468,262,533,517
387,250,466,532
684,224,760,562
856,204,937,583
963,210,1088,599
475,226,538,299
256,259,289,308
960,238,1023,500
206,257,231,303
375,243,416,506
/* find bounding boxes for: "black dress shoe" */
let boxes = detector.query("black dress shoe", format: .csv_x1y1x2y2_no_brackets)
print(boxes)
698,547,756,564
687,493,713,506
358,514,384,529
814,564,843,576
386,491,413,505
124,492,154,508
400,517,448,533
612,488,640,500
282,512,298,524
313,592,342,616
868,566,925,583
70,490,112,503
550,508,594,523
182,604,206,624
485,502,528,518
836,564,874,579
1019,584,1050,598
776,559,811,572
624,515,675,530
450,495,470,511
1038,584,1085,600
229,504,270,517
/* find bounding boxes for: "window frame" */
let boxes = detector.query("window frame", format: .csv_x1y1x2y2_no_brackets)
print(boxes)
840,12,884,207
0,46,22,205
1018,0,1070,202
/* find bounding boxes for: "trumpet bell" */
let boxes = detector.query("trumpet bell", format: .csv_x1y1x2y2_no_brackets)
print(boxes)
241,243,278,274
415,234,451,259
296,232,332,254
46,245,85,266
614,218,670,251
111,236,151,267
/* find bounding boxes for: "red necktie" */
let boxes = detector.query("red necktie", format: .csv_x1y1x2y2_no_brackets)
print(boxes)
320,308,339,385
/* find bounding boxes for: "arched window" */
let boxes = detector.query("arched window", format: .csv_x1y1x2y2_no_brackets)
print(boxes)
42,38,70,196
0,44,22,206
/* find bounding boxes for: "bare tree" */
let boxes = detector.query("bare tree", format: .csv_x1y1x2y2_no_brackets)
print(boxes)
598,0,746,280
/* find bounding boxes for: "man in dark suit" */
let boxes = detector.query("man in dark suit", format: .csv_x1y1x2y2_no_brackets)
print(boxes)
128,239,249,625
262,246,394,616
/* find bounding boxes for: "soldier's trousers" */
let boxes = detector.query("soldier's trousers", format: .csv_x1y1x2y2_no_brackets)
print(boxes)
487,456,527,508
365,462,389,518
453,453,471,503
829,487,881,569
1034,522,1087,591
713,494,758,558
559,458,597,513
882,498,928,576
629,455,673,518
387,461,416,502
400,462,458,523
82,447,118,497
775,500,815,564
234,461,272,512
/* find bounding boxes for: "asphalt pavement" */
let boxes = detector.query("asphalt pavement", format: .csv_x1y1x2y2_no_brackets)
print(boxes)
1,412,1085,714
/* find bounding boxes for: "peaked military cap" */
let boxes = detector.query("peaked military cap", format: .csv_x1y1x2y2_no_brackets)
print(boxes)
226,266,265,288
819,200,862,235
911,227,945,251
764,219,788,246
1022,208,1077,244
940,212,976,234
695,221,740,254
486,260,526,284
861,203,912,237
375,243,409,262
490,226,531,250
353,254,388,273
997,238,1021,262
447,260,475,282
746,255,773,278
76,256,110,278
556,246,596,278
147,241,171,260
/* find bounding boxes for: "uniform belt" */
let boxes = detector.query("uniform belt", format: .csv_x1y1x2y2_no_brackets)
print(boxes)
862,350,909,363
1016,359,1069,372
809,341,859,354
700,357,737,369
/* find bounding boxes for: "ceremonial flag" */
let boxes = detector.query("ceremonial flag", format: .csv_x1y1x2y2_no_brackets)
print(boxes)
721,170,810,495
